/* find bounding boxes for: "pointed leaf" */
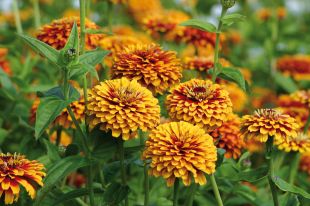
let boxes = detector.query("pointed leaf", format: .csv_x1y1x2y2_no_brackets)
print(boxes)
219,67,246,91
272,176,310,199
63,22,79,52
180,19,217,33
18,34,60,65
221,13,246,26
274,72,298,93
103,182,130,205
41,138,61,162
80,50,110,66
52,188,104,205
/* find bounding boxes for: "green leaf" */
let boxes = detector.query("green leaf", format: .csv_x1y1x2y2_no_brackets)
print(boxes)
237,151,251,169
41,138,61,162
80,50,110,66
216,148,226,168
272,176,310,199
34,156,90,206
85,28,113,35
52,188,104,205
103,182,130,205
220,166,269,182
274,72,298,93
221,13,246,26
0,128,8,145
92,134,117,161
219,67,246,91
18,34,60,65
0,68,16,100
65,144,80,156
63,22,79,53
180,19,217,33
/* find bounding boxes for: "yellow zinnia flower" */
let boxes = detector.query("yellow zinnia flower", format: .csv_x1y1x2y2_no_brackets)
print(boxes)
275,132,310,153
112,44,182,94
166,79,232,131
241,109,299,143
143,121,217,187
0,153,45,205
36,17,103,50
87,78,160,140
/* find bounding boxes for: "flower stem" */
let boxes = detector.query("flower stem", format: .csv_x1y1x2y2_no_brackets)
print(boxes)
185,183,197,206
211,7,227,83
32,0,41,29
288,152,300,184
140,133,149,206
266,137,279,206
118,138,128,206
12,0,23,34
107,1,113,33
80,0,86,55
173,179,180,206
210,174,224,206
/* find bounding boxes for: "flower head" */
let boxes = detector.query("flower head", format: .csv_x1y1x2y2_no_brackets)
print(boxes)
87,78,160,140
211,114,244,159
36,17,103,50
276,132,310,153
290,90,310,108
112,44,182,94
0,153,45,205
143,121,217,186
241,109,299,143
166,79,232,131
127,0,163,24
223,83,247,113
257,7,286,21
276,55,310,81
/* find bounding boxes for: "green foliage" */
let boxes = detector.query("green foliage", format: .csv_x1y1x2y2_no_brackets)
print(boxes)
221,13,246,26
180,19,217,32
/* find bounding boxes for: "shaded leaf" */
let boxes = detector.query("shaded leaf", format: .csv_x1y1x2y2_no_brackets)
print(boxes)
274,72,298,93
41,138,61,162
219,67,246,91
80,50,110,66
103,182,130,205
52,188,104,205
216,148,226,168
220,166,269,182
272,176,310,199
222,13,246,26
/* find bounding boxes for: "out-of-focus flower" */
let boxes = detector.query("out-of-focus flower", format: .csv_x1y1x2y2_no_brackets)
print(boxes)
67,172,86,188
183,56,214,72
0,48,12,75
142,10,190,39
257,7,287,21
240,68,252,84
277,91,309,133
224,83,247,113
87,78,160,140
110,0,127,4
211,114,244,159
127,0,163,24
36,17,103,50
112,44,182,94
99,35,142,67
0,153,45,205
178,0,198,8
300,152,310,175
241,109,299,143
2,8,33,26
276,55,310,81
244,139,264,153
166,79,232,131
50,130,72,146
30,91,85,129
62,9,80,17
181,44,215,58
251,87,277,109
276,132,310,153
143,121,217,186
112,25,135,36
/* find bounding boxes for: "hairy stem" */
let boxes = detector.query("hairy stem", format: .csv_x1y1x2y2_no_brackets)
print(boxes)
210,174,224,206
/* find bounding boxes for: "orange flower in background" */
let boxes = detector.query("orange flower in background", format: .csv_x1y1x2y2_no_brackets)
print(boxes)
87,78,160,140
112,44,182,94
224,83,247,113
67,172,86,188
244,139,264,153
211,114,244,159
181,44,215,58
300,152,310,175
127,0,163,24
257,7,287,21
110,0,127,4
142,10,190,39
0,48,12,75
251,87,277,109
36,17,103,50
276,55,310,81
0,153,45,205
276,132,310,153
241,109,299,143
143,121,217,186
183,56,214,72
166,79,233,131
290,90,310,108
50,130,72,146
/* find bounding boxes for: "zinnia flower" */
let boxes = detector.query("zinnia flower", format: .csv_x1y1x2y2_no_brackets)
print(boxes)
0,48,12,75
112,44,182,94
290,90,310,108
36,17,103,50
251,87,277,109
276,55,310,81
50,130,72,146
0,153,45,205
300,152,310,175
166,79,232,131
275,132,310,153
143,121,217,186
223,83,247,113
256,7,286,21
87,78,160,140
211,114,244,159
127,0,163,24
241,109,299,143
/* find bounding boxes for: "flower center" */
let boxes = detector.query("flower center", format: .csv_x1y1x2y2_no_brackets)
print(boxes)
185,85,210,102
0,154,22,172
254,109,282,119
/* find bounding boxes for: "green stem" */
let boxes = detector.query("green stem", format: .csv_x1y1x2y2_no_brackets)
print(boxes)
56,126,62,146
288,153,300,184
32,0,41,29
210,174,224,206
80,0,86,54
185,183,197,206
118,138,128,206
211,7,227,83
107,1,113,33
173,179,179,206
12,0,23,34
140,133,149,206
266,137,279,206
98,165,105,189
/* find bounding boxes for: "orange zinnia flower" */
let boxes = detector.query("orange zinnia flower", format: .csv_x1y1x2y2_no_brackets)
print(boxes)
277,55,310,81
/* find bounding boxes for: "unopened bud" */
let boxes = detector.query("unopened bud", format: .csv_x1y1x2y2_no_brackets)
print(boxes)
221,0,236,9
64,48,77,62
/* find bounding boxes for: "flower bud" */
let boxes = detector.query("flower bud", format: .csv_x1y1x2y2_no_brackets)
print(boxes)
64,48,77,62
221,0,236,9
